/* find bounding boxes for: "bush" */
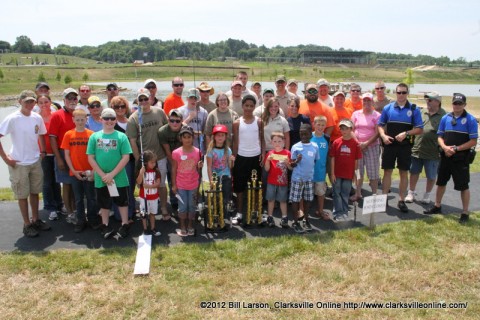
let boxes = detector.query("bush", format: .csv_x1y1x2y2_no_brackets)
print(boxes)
37,71,46,82
64,74,72,84
56,71,61,82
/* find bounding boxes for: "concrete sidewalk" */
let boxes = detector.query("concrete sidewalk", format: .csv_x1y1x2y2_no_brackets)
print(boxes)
1,174,478,252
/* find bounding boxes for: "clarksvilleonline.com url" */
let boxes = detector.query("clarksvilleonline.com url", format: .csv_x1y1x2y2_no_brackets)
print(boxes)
199,300,468,310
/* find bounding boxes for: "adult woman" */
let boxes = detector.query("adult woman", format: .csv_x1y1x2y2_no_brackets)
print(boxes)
262,98,290,152
86,96,103,132
204,92,239,147
351,93,381,200
111,96,136,222
330,91,353,143
38,94,63,220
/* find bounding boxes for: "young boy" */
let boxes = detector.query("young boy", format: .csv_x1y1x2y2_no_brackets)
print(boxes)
289,123,319,233
87,108,132,239
264,132,291,228
329,119,362,221
61,109,98,232
310,115,330,220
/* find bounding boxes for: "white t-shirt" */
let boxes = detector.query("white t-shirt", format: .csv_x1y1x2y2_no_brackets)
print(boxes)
0,110,47,165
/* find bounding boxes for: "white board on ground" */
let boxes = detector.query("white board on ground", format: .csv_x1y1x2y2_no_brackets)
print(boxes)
362,194,388,215
133,234,152,275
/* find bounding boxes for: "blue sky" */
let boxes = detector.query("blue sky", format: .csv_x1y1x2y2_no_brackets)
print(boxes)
2,0,480,61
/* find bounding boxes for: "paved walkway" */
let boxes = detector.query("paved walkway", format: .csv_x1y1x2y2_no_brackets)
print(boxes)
1,174,478,252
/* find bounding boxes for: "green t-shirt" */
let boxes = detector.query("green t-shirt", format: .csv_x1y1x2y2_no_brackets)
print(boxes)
411,108,446,160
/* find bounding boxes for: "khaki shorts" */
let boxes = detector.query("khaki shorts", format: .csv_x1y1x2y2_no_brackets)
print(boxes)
314,181,327,196
9,159,43,199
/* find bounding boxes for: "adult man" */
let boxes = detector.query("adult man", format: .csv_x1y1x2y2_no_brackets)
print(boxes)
251,81,263,106
49,88,78,221
33,82,61,112
226,71,257,100
373,80,391,112
177,88,208,154
344,83,363,112
298,83,334,137
77,84,92,113
287,79,299,97
144,78,162,108
378,83,423,213
101,83,119,108
228,80,244,116
424,93,478,223
127,88,169,218
163,77,185,116
196,81,216,113
317,78,333,107
275,75,296,116
405,91,446,204
0,90,50,237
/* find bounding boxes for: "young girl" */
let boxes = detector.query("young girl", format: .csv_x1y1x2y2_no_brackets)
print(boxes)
172,126,203,236
206,124,235,205
136,150,161,236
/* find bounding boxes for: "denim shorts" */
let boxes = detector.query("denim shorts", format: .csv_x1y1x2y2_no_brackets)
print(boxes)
265,184,288,202
410,157,439,180
177,188,197,216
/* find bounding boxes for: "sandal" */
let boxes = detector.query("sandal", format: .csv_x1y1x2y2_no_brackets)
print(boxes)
176,229,187,237
187,228,195,236
349,195,362,202
320,211,331,221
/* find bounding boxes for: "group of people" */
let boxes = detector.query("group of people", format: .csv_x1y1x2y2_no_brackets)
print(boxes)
0,72,477,239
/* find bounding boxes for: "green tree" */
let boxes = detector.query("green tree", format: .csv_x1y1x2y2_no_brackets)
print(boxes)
37,71,46,82
64,74,72,84
13,35,34,53
82,73,89,82
56,71,61,82
403,68,414,87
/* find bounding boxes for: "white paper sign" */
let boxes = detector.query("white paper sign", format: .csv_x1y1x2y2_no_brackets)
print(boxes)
107,180,119,197
362,194,388,215
133,234,152,275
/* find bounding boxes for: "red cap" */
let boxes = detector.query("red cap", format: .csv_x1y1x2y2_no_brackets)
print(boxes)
212,124,228,135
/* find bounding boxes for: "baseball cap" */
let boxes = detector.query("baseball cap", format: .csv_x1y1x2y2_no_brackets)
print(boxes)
361,92,374,100
424,91,441,102
339,119,353,128
106,82,118,90
212,124,228,135
197,81,214,95
19,90,37,101
169,109,183,119
35,82,50,91
179,125,194,136
144,79,157,88
333,91,346,97
452,93,466,104
231,80,243,88
317,78,330,87
63,88,78,99
251,81,262,87
88,96,101,105
187,88,199,99
137,88,150,100
263,88,275,95
275,75,287,83
101,108,116,118
287,79,298,86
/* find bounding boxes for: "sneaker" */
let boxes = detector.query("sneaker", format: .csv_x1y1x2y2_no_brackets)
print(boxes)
303,220,312,231
397,201,409,213
424,205,441,215
100,224,115,239
88,219,102,230
74,221,87,233
32,219,51,231
405,191,415,203
143,229,151,236
117,224,129,238
66,213,77,224
58,207,68,216
421,193,431,204
151,228,161,236
232,213,242,225
459,213,469,224
23,224,39,238
280,217,289,228
49,211,58,221
267,216,275,227
333,215,343,223
292,222,305,234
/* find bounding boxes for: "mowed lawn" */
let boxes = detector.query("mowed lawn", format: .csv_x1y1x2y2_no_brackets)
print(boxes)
0,213,478,319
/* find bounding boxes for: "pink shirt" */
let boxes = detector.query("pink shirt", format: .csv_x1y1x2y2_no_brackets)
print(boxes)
172,147,200,190
351,110,381,146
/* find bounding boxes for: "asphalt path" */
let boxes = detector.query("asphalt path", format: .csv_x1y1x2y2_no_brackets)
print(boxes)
1,174,478,252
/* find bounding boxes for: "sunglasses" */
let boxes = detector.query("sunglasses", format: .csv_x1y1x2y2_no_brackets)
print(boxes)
451,117,457,126
102,117,116,121
173,83,184,87
396,91,408,95
146,85,156,90
169,119,181,124
375,87,385,90
138,97,149,102
107,87,118,91
80,89,91,93
88,104,101,109
307,89,318,94
113,104,126,110
453,101,464,106
66,96,78,101
351,89,361,93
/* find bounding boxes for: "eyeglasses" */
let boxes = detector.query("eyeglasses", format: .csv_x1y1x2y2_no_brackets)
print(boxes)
88,104,101,109
169,119,181,124
80,89,91,93
375,87,385,90
113,104,126,110
396,91,408,95
107,87,118,91
66,96,78,101
453,102,464,106
102,117,116,121
307,89,318,95
138,97,149,102
351,89,361,93
146,85,156,90
173,83,184,87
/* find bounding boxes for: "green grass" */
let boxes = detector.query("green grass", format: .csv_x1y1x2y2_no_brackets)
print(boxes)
0,214,479,319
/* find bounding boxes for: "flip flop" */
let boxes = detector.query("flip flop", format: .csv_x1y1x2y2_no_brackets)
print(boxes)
176,229,187,237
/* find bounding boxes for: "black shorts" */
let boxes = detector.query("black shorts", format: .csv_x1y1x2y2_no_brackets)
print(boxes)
96,186,129,209
436,156,470,191
382,144,412,171
232,154,261,193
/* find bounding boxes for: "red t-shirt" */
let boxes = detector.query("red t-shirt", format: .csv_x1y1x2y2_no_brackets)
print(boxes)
329,137,362,180
139,168,160,200
266,149,291,186
163,93,185,116
49,108,75,147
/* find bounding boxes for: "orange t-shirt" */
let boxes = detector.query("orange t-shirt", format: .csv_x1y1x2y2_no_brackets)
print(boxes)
344,98,363,112
60,128,94,175
298,100,335,127
163,93,185,116
330,107,353,142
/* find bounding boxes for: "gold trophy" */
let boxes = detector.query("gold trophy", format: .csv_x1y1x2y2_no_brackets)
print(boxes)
245,170,264,226
205,173,228,233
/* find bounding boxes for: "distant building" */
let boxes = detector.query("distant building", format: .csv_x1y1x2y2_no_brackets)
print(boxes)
300,50,373,64
133,60,145,66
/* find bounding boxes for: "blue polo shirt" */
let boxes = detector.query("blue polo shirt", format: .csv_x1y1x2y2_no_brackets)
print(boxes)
437,110,478,146
378,101,423,145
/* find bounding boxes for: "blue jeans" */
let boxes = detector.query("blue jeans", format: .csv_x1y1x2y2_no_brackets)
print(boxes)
71,177,97,223
41,155,63,211
333,178,352,216
113,158,136,220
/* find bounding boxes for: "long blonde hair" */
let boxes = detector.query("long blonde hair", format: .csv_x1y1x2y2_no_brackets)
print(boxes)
262,97,280,125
